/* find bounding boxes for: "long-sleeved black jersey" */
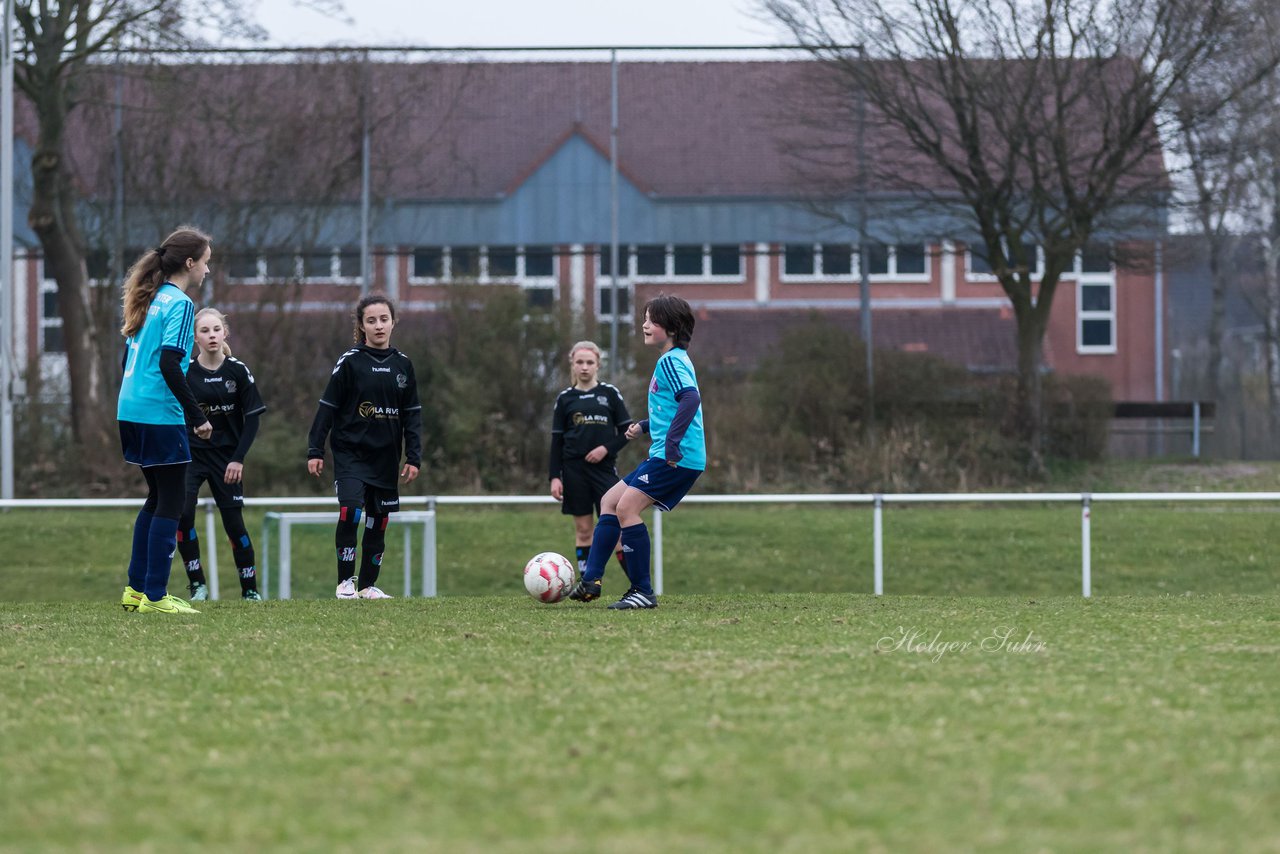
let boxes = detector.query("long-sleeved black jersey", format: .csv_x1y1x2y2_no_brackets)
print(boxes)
548,382,632,480
307,345,423,488
187,356,266,461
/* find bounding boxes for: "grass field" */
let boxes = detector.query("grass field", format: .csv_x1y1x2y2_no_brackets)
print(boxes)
1,595,1277,852
2,464,1278,850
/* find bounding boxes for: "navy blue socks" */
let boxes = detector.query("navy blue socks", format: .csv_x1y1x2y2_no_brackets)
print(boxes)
620,523,652,596
143,516,180,602
582,514,621,583
127,508,154,591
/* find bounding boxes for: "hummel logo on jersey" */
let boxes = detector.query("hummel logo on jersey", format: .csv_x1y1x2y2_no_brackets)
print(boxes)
371,367,391,373
638,473,650,484
203,376,223,383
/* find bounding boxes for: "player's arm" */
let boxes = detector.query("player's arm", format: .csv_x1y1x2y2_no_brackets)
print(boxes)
605,387,634,454
159,349,209,435
399,360,423,483
307,358,348,475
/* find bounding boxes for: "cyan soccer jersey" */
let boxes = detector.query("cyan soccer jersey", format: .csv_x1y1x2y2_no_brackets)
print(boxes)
647,347,706,471
118,283,195,425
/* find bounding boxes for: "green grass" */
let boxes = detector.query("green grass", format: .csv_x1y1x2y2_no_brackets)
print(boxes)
2,465,1278,849
1,594,1278,852
2,502,1277,603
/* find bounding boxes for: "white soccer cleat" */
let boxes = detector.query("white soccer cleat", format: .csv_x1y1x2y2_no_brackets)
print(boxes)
336,578,357,600
357,585,392,600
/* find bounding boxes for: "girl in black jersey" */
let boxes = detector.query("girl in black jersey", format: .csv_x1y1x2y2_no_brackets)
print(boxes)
549,341,634,579
178,307,267,601
308,295,423,600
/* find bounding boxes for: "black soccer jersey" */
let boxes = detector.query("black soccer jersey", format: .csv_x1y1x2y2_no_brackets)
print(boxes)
549,382,632,479
186,356,267,459
307,345,423,489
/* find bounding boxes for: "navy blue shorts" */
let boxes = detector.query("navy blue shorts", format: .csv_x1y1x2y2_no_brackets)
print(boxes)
622,457,703,511
119,421,191,467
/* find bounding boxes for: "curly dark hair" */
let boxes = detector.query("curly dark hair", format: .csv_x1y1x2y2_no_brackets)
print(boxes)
644,293,695,349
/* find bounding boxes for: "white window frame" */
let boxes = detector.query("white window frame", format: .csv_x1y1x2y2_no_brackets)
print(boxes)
596,279,633,321
867,243,931,282
39,278,63,354
1075,248,1116,354
965,241,1043,281
780,243,856,281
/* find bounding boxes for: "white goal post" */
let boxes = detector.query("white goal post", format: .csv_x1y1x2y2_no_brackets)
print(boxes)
260,510,437,600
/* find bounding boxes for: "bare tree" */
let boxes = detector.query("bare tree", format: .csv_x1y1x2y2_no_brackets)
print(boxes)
10,0,340,457
764,0,1279,468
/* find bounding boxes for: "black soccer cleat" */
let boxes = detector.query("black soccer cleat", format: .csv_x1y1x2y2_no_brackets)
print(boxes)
568,578,603,602
606,589,658,610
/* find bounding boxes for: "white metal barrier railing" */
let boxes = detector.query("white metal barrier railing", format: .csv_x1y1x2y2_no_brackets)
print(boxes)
4,492,1280,599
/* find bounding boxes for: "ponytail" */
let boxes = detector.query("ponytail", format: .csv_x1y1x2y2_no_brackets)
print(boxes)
121,226,211,338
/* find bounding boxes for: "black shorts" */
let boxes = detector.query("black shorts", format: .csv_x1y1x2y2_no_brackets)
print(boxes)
560,457,620,517
185,448,244,509
335,477,401,514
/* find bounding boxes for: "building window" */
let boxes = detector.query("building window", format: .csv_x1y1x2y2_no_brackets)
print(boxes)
451,247,481,279
782,243,855,279
302,250,332,280
710,245,741,276
784,244,816,276
967,240,1040,279
1077,279,1116,354
488,246,519,279
635,245,665,277
525,246,555,278
598,282,632,318
338,249,362,280
265,250,297,280
413,247,444,279
526,287,555,310
227,252,263,281
411,245,557,283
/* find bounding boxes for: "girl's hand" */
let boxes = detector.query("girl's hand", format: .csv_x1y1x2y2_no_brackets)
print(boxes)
224,462,244,484
308,458,324,477
550,477,564,501
194,421,213,441
625,423,643,440
584,445,607,464
401,464,420,483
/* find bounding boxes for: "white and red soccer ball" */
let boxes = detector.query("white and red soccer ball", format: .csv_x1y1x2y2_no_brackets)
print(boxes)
523,552,575,603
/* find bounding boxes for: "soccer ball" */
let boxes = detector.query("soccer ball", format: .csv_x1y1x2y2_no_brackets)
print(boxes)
523,552,575,603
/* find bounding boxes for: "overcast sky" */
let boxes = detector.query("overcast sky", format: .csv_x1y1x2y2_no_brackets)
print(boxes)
254,0,780,48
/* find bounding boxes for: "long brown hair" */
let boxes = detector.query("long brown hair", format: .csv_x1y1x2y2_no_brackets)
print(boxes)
194,307,233,357
120,226,211,338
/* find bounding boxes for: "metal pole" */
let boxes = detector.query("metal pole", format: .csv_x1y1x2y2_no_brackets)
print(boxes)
1081,493,1092,598
1,0,15,501
403,522,411,597
1154,240,1164,455
855,45,875,443
873,493,883,595
112,61,126,300
1193,401,1201,458
609,49,620,369
360,50,372,296
422,510,436,597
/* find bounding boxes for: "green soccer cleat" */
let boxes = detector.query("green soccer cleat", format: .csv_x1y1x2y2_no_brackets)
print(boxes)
138,594,201,615
120,586,144,612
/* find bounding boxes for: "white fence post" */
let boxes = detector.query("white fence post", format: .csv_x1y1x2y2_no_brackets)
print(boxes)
203,498,219,600
422,509,437,597
1081,493,1092,598
873,493,884,596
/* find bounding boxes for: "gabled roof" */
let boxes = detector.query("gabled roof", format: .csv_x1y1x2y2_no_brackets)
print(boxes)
14,60,1169,208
